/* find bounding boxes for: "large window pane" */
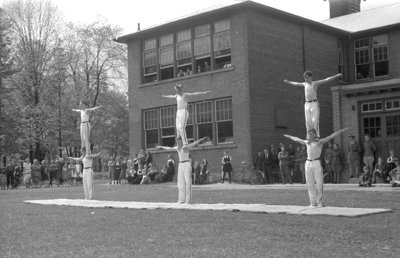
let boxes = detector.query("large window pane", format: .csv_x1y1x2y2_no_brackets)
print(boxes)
363,116,381,137
386,115,400,137
159,46,174,67
194,36,211,56
145,130,158,149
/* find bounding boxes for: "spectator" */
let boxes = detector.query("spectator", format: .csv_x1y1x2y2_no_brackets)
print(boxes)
120,157,127,184
184,67,192,75
359,166,372,187
270,144,279,179
166,154,175,182
155,165,168,183
40,160,48,181
348,135,361,179
13,160,23,188
148,162,158,181
0,161,6,190
389,159,400,186
138,149,146,166
264,149,273,184
108,158,115,185
145,151,153,166
324,141,334,183
76,160,83,184
204,61,211,72
386,149,397,182
193,160,201,185
114,157,122,184
6,159,15,189
253,150,265,173
140,164,150,184
132,164,144,184
221,151,233,184
372,156,386,184
362,134,376,175
31,159,42,188
177,69,184,77
23,158,32,188
287,143,296,180
56,159,63,185
298,145,307,184
199,158,208,185
68,160,77,186
48,160,58,187
196,65,202,73
278,145,292,184
332,143,344,184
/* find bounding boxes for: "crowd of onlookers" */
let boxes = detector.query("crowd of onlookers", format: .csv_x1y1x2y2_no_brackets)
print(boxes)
107,149,209,186
0,157,83,190
1,134,398,190
252,135,399,186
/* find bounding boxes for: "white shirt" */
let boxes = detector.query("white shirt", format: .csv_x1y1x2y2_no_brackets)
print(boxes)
176,94,188,110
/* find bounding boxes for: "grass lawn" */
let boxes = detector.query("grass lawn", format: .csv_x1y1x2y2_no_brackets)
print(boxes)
0,180,399,258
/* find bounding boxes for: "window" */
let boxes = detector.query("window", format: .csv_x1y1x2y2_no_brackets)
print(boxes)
141,19,233,83
176,29,192,75
194,24,211,74
363,116,381,138
386,115,400,137
142,98,232,147
160,107,175,147
373,34,389,77
185,104,194,143
143,38,157,83
213,20,231,69
196,101,213,142
144,109,159,149
216,99,233,143
361,102,383,113
159,34,174,80
385,99,400,111
354,38,370,80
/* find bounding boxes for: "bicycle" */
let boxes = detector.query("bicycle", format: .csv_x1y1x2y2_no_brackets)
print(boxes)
240,161,264,185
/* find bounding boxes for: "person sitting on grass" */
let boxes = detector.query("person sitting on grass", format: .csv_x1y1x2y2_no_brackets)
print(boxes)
140,164,150,184
359,166,372,187
389,159,400,187
372,156,386,184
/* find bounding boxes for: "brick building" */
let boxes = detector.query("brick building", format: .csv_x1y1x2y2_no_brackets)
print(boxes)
322,2,400,180
117,1,399,181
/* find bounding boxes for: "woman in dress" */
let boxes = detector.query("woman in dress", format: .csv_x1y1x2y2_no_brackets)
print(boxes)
23,158,32,188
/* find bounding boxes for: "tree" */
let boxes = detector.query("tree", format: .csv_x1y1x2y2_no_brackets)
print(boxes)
64,18,127,108
3,0,63,160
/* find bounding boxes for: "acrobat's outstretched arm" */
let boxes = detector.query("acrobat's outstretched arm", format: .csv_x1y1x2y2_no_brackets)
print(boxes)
314,74,342,86
186,137,208,149
72,109,81,113
156,145,177,151
66,155,84,162
86,106,103,112
162,94,177,98
283,134,307,145
319,127,350,144
283,80,304,87
184,91,211,96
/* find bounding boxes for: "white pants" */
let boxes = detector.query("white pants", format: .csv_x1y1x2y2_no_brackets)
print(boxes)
176,109,189,145
83,169,94,200
80,122,91,153
177,162,192,204
305,160,323,205
304,101,320,137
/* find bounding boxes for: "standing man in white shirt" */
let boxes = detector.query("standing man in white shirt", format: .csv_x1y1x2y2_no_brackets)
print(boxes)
157,136,208,204
162,84,210,145
284,127,349,208
284,71,342,138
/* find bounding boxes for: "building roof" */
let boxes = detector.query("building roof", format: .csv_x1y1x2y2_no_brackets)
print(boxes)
116,0,346,43
321,2,400,33
332,78,400,95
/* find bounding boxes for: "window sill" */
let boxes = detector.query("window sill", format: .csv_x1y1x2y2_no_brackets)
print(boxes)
355,75,393,83
139,66,235,88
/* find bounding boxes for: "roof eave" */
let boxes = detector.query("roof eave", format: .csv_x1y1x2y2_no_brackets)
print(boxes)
116,1,348,44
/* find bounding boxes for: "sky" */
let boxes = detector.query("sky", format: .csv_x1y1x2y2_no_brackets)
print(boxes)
2,0,398,36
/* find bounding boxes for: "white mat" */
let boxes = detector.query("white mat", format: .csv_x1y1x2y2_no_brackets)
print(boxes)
24,199,392,217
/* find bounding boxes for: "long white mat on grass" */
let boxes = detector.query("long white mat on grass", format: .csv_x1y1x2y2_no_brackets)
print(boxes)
24,199,392,217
